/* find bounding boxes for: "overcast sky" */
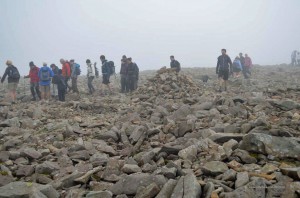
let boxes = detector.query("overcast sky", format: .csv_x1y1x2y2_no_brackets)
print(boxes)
1,0,300,75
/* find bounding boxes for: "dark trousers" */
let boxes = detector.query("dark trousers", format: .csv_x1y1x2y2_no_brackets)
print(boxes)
65,77,71,91
127,75,136,92
88,76,95,94
242,66,251,79
71,77,79,93
30,82,41,100
121,75,128,93
58,89,66,101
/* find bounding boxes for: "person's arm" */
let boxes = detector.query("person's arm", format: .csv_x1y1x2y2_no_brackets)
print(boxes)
216,57,220,74
49,68,54,77
228,56,233,73
1,68,8,83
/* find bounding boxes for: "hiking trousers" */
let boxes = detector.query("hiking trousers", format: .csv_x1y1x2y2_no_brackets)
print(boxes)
120,74,128,92
30,82,41,100
52,83,57,96
127,75,136,92
58,89,65,101
87,76,95,94
72,77,79,93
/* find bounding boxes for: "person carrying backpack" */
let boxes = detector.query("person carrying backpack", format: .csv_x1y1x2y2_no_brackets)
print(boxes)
50,64,59,98
120,55,128,93
126,58,138,92
1,60,20,103
100,55,112,94
70,59,80,93
216,49,232,92
60,59,71,92
56,69,66,102
170,56,181,72
38,62,54,101
232,57,242,78
86,59,96,94
24,61,41,101
244,54,253,76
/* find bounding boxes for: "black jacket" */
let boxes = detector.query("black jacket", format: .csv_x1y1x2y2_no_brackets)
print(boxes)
1,65,20,83
216,55,232,73
170,60,181,72
127,63,138,76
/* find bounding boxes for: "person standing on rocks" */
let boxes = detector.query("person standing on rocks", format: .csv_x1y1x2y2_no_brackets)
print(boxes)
291,50,297,66
126,58,138,92
69,59,79,94
216,49,232,92
56,69,66,101
239,53,249,79
60,59,71,92
38,62,54,101
86,59,95,94
244,54,253,76
170,55,181,72
50,64,59,98
133,58,139,90
297,52,300,66
1,60,20,103
24,61,41,101
120,55,128,93
232,57,242,78
100,55,112,94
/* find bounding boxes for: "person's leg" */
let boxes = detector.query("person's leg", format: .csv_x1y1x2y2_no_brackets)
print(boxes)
58,89,62,101
91,77,95,92
46,85,51,100
62,90,66,101
121,75,125,92
73,77,79,93
88,77,93,94
224,80,227,91
41,86,45,100
30,82,36,100
35,83,41,100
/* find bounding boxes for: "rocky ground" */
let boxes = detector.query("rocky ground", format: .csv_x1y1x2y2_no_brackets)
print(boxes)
0,65,300,198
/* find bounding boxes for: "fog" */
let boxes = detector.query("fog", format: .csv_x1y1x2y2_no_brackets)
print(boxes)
1,0,300,75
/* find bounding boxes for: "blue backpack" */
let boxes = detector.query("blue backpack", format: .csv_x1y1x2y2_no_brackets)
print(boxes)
75,64,81,75
40,68,50,81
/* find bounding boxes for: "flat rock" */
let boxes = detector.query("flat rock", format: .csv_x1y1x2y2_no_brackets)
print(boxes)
202,161,228,176
121,164,142,174
20,148,42,160
280,167,300,180
235,172,249,188
156,179,177,198
86,190,113,198
209,133,244,144
135,182,160,198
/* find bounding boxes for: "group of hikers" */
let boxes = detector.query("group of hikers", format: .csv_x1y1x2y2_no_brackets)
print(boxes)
216,49,253,92
291,50,300,66
1,51,251,103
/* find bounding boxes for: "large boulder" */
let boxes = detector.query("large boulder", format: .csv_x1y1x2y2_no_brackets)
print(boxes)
239,133,300,160
0,181,59,198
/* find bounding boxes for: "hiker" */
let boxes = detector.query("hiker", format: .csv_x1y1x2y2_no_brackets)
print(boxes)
38,62,54,101
1,60,20,103
126,58,138,92
297,52,300,66
60,59,71,92
50,64,59,98
216,49,232,92
239,53,249,79
100,55,112,93
86,59,95,94
232,57,242,78
244,54,253,76
133,58,139,90
70,59,80,93
24,61,41,101
120,55,128,93
170,56,181,72
291,50,297,66
56,69,66,102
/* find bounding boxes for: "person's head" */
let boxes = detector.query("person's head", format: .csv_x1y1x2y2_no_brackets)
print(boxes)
100,55,105,61
86,59,91,64
6,60,12,66
58,69,62,75
235,56,239,60
245,54,248,57
239,53,243,57
170,55,175,61
70,59,74,64
122,55,127,59
50,64,56,69
126,58,132,64
60,59,65,64
29,61,34,68
43,62,47,67
221,49,226,55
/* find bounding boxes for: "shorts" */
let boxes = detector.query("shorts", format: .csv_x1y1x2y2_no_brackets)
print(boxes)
7,82,18,91
102,75,110,85
218,69,229,81
40,85,50,93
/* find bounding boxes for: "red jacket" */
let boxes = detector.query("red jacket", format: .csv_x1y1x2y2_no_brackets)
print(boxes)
29,66,40,83
62,62,71,77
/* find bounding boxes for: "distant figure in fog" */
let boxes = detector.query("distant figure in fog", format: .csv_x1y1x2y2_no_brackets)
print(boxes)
126,58,139,92
244,54,253,76
216,49,232,92
120,55,128,93
297,52,300,66
170,56,181,72
86,59,95,94
291,50,297,66
232,56,242,78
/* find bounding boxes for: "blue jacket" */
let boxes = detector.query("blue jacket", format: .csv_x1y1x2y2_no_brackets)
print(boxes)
101,60,110,75
233,59,242,70
38,66,54,86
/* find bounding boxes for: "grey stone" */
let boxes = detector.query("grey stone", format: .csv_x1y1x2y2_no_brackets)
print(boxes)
178,145,197,161
86,190,113,198
235,172,249,188
21,148,42,160
202,161,228,176
224,125,240,133
170,173,201,198
89,153,108,167
0,181,59,198
241,123,252,134
109,173,167,195
16,165,35,177
202,182,214,198
222,169,237,181
69,150,90,160
0,175,14,187
35,161,60,175
209,133,244,144
239,133,300,160
121,164,142,174
156,179,177,198
135,182,160,198
280,167,300,180
232,149,257,164
52,170,85,189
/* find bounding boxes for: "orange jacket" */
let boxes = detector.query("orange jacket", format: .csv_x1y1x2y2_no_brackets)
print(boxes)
62,62,71,77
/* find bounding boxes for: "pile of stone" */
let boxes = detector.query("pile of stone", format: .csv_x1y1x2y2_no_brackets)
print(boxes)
0,65,299,198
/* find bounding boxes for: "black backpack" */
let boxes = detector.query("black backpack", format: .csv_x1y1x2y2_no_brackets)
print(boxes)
107,61,115,76
8,66,20,79
94,63,99,78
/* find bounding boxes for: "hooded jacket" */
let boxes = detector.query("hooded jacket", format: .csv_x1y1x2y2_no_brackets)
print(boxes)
62,62,71,77
28,66,40,83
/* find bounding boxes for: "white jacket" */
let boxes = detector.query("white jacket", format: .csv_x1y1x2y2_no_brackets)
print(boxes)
87,64,95,77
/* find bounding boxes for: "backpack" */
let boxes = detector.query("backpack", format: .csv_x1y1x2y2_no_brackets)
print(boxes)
8,66,20,79
40,68,51,81
107,61,115,76
75,64,81,76
94,63,99,78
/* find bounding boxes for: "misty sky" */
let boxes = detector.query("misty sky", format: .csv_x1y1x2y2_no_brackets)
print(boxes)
1,0,300,75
